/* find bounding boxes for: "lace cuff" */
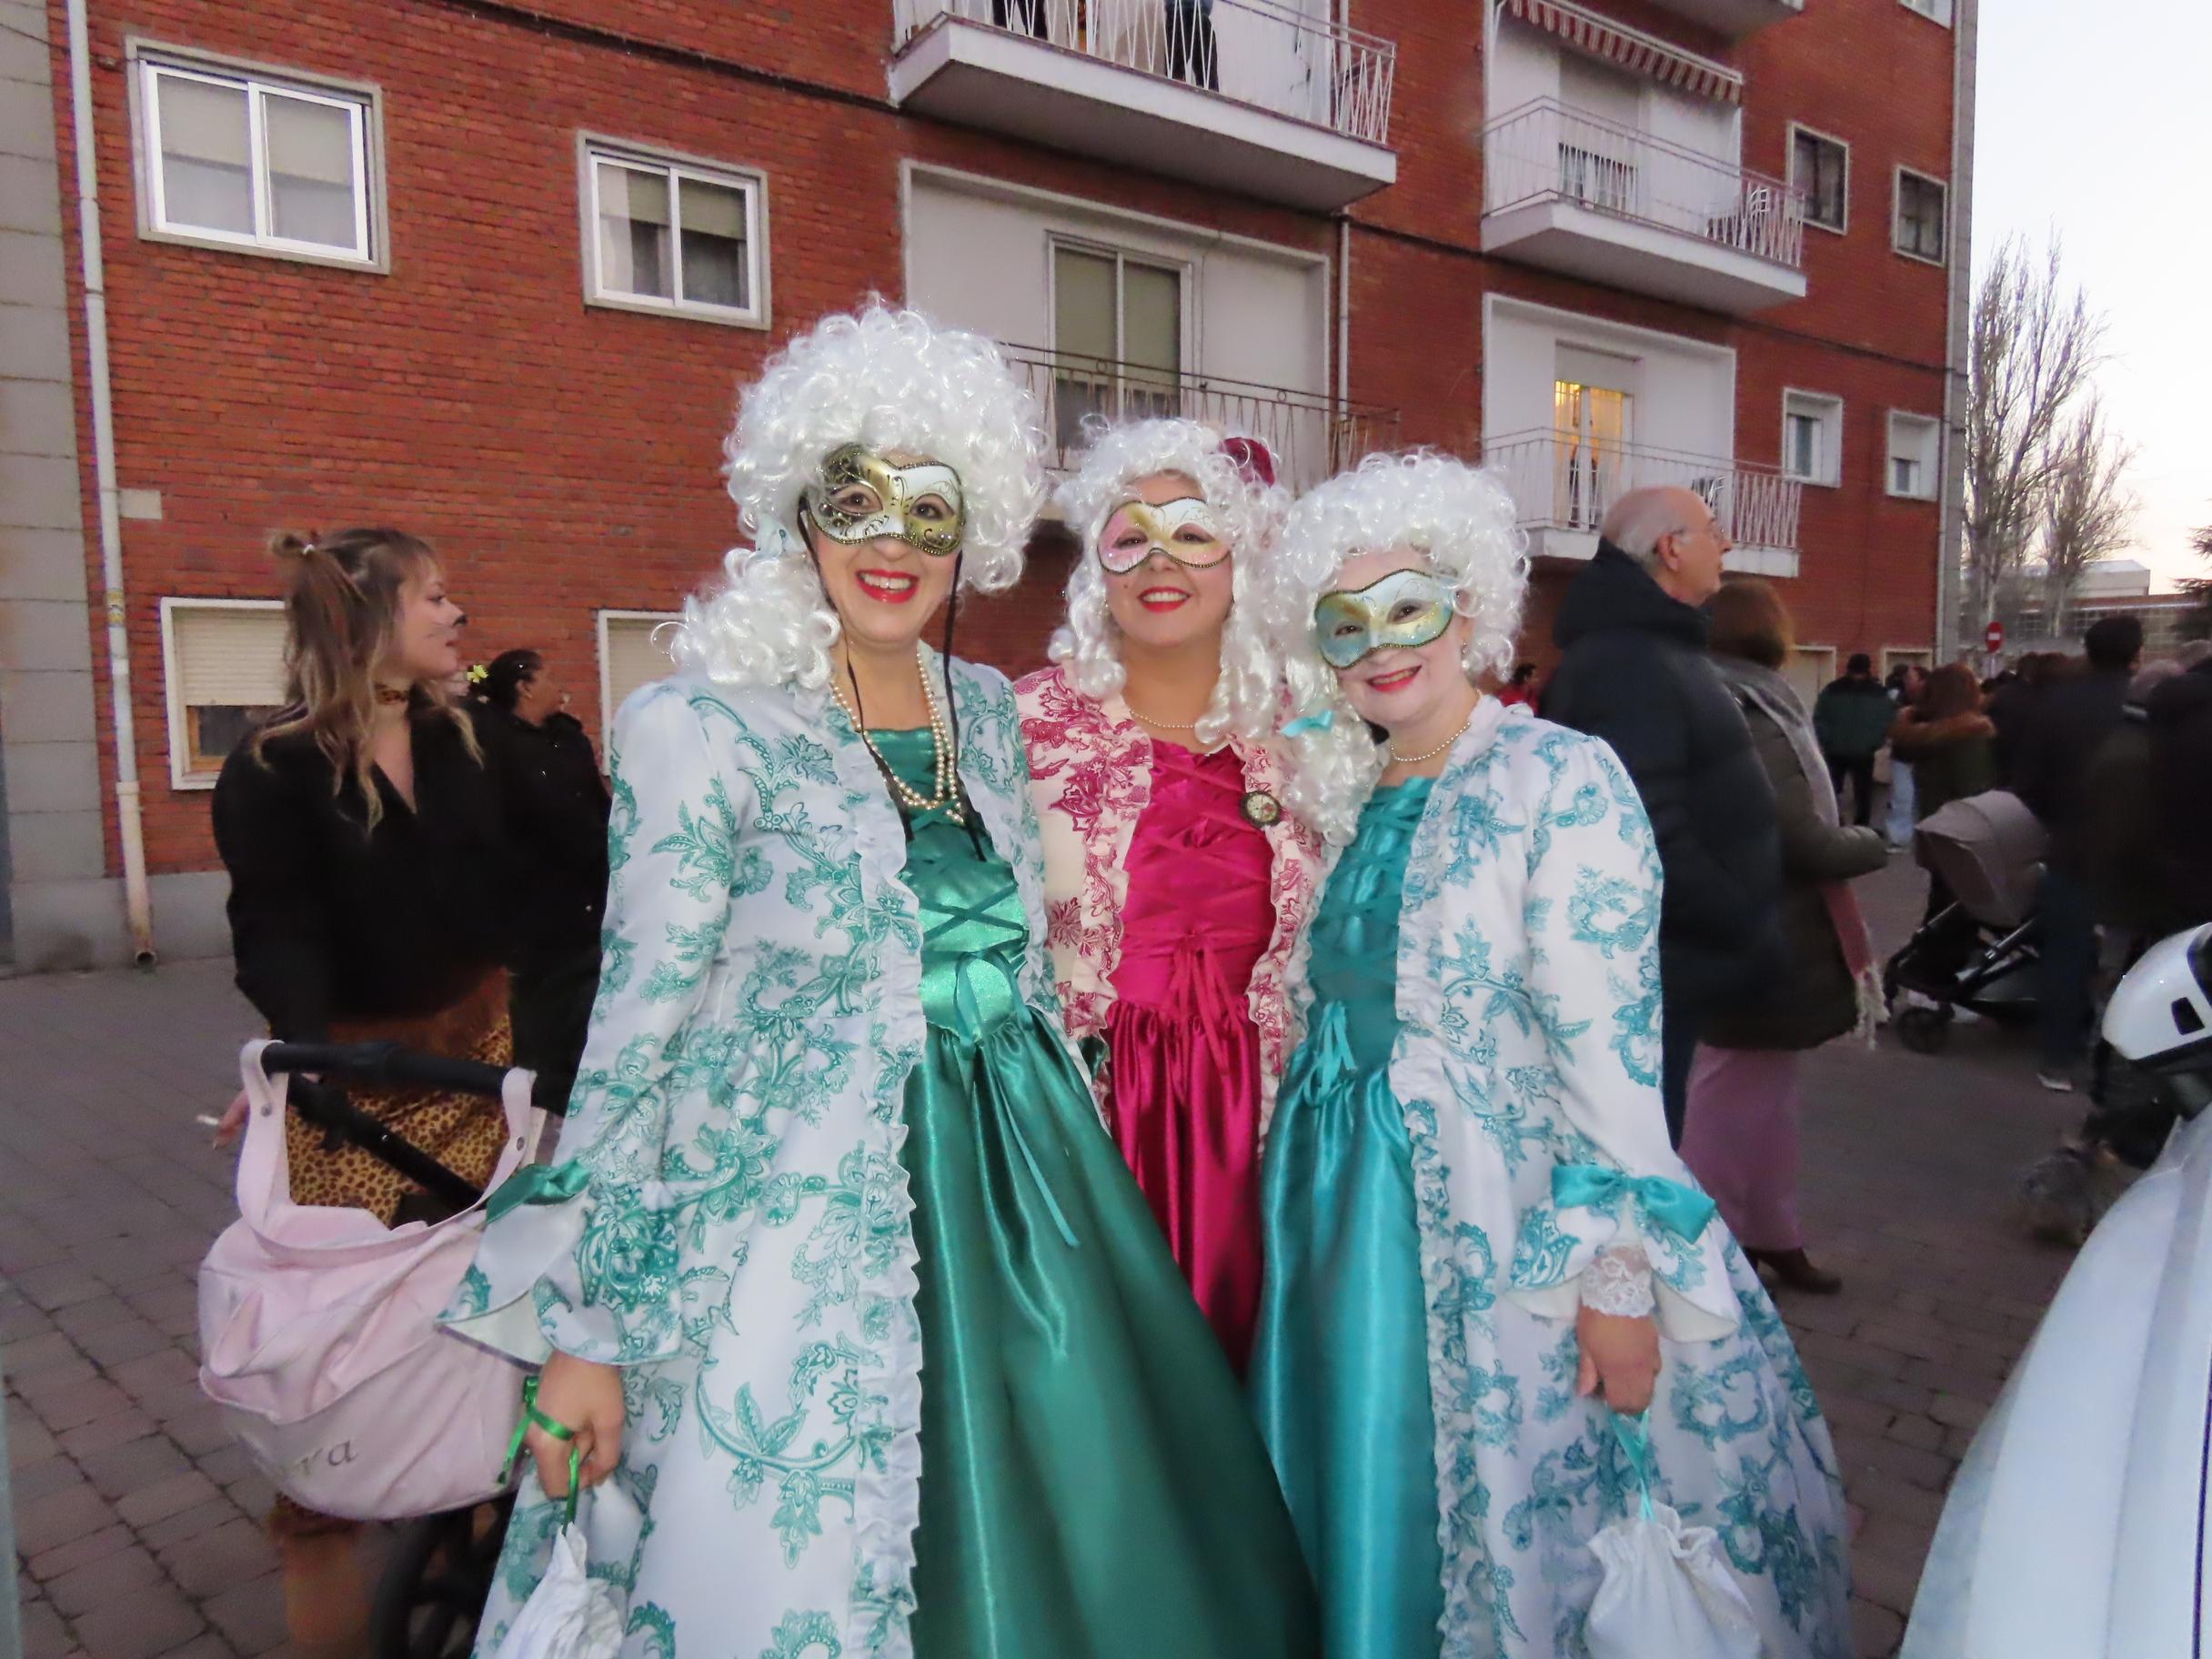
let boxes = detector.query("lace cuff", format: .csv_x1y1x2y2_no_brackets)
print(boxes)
1579,1244,1656,1318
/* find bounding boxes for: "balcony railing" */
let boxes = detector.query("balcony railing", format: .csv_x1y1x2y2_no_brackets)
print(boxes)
1001,345,1399,493
1483,98,1805,271
1481,429,1802,555
893,0,1397,146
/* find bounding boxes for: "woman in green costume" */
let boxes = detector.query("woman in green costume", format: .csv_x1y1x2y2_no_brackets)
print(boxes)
445,307,1316,1659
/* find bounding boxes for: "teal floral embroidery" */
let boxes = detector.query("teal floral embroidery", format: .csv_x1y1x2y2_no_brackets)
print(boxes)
761,1611,840,1659
628,1603,678,1659
1670,1348,1773,1448
1508,1207,1575,1289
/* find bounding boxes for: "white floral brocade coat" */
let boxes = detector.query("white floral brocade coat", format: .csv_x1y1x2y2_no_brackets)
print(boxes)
1283,699,1852,1656
1014,663,1323,1127
445,654,1061,1659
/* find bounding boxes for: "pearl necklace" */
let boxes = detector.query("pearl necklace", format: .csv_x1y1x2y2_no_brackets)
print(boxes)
829,644,964,822
1123,700,1200,731
1388,700,1480,765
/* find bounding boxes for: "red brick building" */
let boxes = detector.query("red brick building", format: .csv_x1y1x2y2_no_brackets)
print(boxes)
2,0,1973,968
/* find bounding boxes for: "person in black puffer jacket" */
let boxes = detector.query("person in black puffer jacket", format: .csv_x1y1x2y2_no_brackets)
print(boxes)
1541,486,1784,1145
469,649,611,1111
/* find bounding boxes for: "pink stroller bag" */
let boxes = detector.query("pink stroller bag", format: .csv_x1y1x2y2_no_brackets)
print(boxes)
196,1040,534,1521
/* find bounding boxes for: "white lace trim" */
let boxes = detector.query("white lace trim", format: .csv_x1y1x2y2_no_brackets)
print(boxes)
1580,1244,1656,1318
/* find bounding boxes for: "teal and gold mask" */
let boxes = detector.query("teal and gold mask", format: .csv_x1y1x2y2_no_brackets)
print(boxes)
1313,568,1455,669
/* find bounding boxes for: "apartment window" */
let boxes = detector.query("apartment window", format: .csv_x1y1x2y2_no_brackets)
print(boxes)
1887,412,1941,499
1553,376,1633,531
160,599,287,789
1051,243,1183,453
136,51,377,265
1782,390,1843,487
1900,0,1954,24
1790,126,1848,235
1895,170,1947,264
585,140,769,327
598,611,681,743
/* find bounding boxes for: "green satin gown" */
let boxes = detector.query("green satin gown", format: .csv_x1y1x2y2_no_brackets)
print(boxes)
873,729,1317,1659
1250,779,1444,1659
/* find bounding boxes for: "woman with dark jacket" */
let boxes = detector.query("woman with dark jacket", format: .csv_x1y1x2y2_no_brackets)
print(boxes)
212,528,514,1658
1681,580,1886,1293
1890,663,1998,822
468,649,610,1110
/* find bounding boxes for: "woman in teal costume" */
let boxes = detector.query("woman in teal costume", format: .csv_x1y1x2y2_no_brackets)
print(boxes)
446,307,1315,1659
1249,452,1851,1659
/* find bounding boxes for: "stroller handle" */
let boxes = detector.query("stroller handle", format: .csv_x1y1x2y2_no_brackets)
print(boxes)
256,1041,559,1214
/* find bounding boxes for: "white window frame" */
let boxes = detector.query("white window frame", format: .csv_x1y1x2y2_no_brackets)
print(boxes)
1893,166,1948,266
579,135,771,330
1786,643,1838,709
596,609,685,748
1781,388,1844,488
1899,0,1954,26
159,597,287,790
1787,123,1849,237
1046,234,1194,376
1882,645,1935,677
1885,411,1941,500
127,40,385,270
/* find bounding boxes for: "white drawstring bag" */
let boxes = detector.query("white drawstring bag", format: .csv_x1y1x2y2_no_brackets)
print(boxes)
490,1439,624,1659
1584,1413,1762,1659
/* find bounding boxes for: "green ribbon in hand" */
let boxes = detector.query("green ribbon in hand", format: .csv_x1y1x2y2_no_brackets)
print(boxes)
1552,1163,1717,1244
1610,1410,1658,1521
503,1372,586,1526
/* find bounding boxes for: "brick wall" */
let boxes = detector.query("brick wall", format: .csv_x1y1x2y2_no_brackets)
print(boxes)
49,0,1956,880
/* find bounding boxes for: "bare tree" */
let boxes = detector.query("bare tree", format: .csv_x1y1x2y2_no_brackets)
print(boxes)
2182,519,2212,643
1964,236,2106,640
2037,397,2137,638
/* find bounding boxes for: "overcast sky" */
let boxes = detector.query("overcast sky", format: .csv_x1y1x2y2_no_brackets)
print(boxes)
1972,0,2210,588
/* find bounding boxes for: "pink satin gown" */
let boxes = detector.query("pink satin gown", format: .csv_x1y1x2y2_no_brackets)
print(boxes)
1104,740,1276,1370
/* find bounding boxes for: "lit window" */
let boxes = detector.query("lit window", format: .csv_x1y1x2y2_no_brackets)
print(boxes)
598,611,681,742
161,600,287,789
1783,391,1843,487
139,57,375,263
1895,171,1947,263
586,144,767,327
1790,128,1848,234
1887,412,1941,499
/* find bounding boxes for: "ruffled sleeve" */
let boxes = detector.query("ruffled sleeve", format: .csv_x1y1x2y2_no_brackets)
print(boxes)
1499,732,1738,1342
444,681,748,1366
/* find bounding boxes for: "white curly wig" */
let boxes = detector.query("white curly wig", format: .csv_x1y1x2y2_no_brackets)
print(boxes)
1260,450,1531,843
672,304,1045,689
1047,417,1288,746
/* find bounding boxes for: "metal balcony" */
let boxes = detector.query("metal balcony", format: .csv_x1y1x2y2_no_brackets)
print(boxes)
1481,98,1807,313
1481,428,1803,575
890,0,1398,210
1000,345,1399,493
1644,0,1805,40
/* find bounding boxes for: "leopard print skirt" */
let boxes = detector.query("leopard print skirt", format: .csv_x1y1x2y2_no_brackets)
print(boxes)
268,970,513,1542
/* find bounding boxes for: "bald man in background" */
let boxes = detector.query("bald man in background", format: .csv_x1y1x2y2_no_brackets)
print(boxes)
1540,487,1785,1145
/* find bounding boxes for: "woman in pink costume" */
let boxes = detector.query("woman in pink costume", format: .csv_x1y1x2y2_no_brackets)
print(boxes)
1017,420,1321,1370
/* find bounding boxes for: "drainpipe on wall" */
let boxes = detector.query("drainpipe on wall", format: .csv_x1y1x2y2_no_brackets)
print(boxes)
1336,212,1352,459
1936,0,1979,659
64,0,156,964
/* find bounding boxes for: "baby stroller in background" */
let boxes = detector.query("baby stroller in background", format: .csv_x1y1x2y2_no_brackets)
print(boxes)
1882,789,2048,1054
245,1042,560,1659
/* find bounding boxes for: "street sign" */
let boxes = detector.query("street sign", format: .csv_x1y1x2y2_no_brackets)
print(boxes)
1985,620,2006,653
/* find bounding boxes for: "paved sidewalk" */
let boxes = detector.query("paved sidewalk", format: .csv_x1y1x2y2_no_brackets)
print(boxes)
4,859,2087,1658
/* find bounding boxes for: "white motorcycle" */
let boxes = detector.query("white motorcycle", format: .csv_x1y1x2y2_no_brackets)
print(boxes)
1904,923,2212,1656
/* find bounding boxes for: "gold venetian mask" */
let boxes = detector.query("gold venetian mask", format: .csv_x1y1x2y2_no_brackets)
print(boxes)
1096,496,1230,575
802,445,967,557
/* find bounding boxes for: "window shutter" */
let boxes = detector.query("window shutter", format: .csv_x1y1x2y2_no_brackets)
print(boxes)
173,606,288,707
604,615,680,717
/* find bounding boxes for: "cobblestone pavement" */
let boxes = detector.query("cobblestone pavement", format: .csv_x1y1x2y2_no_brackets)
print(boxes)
5,858,2087,1658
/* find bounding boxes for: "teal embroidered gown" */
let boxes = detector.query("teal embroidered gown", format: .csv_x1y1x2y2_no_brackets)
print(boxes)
874,729,1317,1658
1252,779,1443,1657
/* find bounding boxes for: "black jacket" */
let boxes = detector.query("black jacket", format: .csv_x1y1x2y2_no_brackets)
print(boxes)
1540,543,1785,1010
471,705,612,957
213,711,514,1041
2147,661,2212,930
2009,667,2133,870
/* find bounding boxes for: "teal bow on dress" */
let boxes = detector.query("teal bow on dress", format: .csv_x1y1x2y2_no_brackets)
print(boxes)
1282,709,1335,738
486,1158,594,1222
1552,1164,1717,1244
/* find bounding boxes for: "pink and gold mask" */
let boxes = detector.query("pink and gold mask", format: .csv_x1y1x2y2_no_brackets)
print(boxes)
1096,496,1230,575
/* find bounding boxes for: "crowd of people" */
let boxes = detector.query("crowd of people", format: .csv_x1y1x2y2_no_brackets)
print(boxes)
200,299,2203,1659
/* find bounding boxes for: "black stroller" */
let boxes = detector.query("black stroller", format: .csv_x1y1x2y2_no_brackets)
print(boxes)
254,1040,560,1659
1882,789,2047,1054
